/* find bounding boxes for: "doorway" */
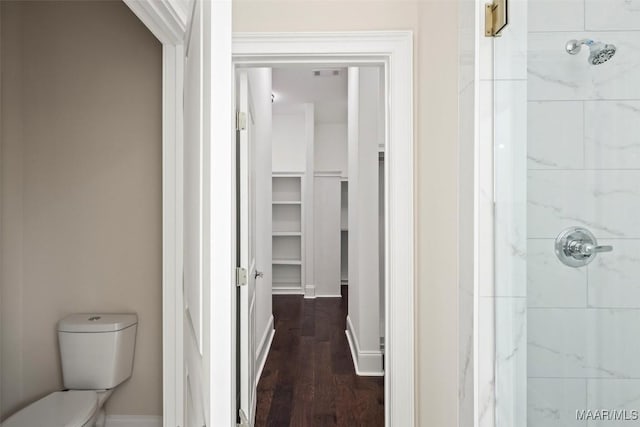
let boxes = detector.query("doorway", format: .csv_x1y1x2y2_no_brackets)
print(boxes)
237,65,386,425
232,32,415,426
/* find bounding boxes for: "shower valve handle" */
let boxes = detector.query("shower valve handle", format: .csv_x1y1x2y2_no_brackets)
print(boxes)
555,227,613,268
566,241,613,257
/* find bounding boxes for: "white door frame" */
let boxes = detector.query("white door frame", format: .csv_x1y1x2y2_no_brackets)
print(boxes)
121,1,233,426
233,31,416,426
121,2,185,426
102,12,412,426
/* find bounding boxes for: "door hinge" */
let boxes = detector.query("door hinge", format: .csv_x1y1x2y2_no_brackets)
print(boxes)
485,0,508,37
236,111,247,131
235,267,248,287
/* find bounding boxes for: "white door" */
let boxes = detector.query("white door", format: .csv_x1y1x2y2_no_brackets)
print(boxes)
237,70,258,425
183,1,208,426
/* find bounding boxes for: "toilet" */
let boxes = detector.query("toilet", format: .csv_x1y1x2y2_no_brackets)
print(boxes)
1,314,138,427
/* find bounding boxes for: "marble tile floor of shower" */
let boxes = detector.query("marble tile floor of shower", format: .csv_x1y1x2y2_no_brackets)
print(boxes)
255,286,384,427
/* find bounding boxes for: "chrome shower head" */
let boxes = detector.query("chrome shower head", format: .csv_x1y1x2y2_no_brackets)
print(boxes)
566,39,617,65
589,43,617,65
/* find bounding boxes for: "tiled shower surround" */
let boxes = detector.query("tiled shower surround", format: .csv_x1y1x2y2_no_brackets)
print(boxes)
526,0,640,426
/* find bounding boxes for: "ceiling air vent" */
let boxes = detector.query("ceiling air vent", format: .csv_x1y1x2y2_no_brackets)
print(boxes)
313,69,341,77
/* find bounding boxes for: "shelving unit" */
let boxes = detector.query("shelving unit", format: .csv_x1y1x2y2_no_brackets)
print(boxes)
272,259,302,265
272,174,304,294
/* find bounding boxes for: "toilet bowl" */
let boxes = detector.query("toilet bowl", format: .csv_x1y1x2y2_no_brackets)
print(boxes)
1,314,137,427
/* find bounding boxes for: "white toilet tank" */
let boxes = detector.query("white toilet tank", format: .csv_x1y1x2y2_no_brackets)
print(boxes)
57,313,138,390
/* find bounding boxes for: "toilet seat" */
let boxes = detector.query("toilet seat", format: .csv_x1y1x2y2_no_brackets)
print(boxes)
1,390,98,427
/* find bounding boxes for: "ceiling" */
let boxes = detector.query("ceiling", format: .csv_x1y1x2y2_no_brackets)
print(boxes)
272,67,348,124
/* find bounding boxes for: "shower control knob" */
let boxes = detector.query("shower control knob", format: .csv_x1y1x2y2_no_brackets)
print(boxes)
555,227,613,268
566,240,612,257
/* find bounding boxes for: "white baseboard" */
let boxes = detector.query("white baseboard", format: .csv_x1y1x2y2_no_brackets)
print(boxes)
304,284,316,299
272,286,304,295
306,284,342,299
345,315,384,376
255,315,275,387
105,415,162,427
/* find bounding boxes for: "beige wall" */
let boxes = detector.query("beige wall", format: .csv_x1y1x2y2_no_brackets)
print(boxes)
1,0,162,418
234,1,461,425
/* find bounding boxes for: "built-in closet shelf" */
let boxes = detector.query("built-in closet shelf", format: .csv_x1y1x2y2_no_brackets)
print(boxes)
272,280,301,286
273,231,302,237
272,259,302,265
273,175,302,202
272,174,304,294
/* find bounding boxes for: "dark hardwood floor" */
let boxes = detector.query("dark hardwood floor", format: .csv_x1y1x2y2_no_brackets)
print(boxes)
256,286,384,427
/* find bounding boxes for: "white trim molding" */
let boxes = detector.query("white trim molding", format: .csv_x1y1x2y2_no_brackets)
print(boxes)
345,316,384,376
122,1,187,426
255,315,275,388
272,287,305,296
304,284,316,299
124,2,235,426
232,31,415,427
105,415,163,427
123,0,186,45
208,3,235,427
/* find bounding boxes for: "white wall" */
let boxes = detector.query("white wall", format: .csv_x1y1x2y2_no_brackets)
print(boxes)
313,177,341,297
272,107,306,173
246,68,273,368
346,67,383,374
303,104,315,297
313,121,346,297
314,123,347,175
311,79,347,298
272,67,347,124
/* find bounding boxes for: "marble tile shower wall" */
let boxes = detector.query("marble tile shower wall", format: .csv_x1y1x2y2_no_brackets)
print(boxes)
527,1,640,426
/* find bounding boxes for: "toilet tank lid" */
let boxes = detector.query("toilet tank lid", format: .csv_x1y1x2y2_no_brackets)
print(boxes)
58,314,138,333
